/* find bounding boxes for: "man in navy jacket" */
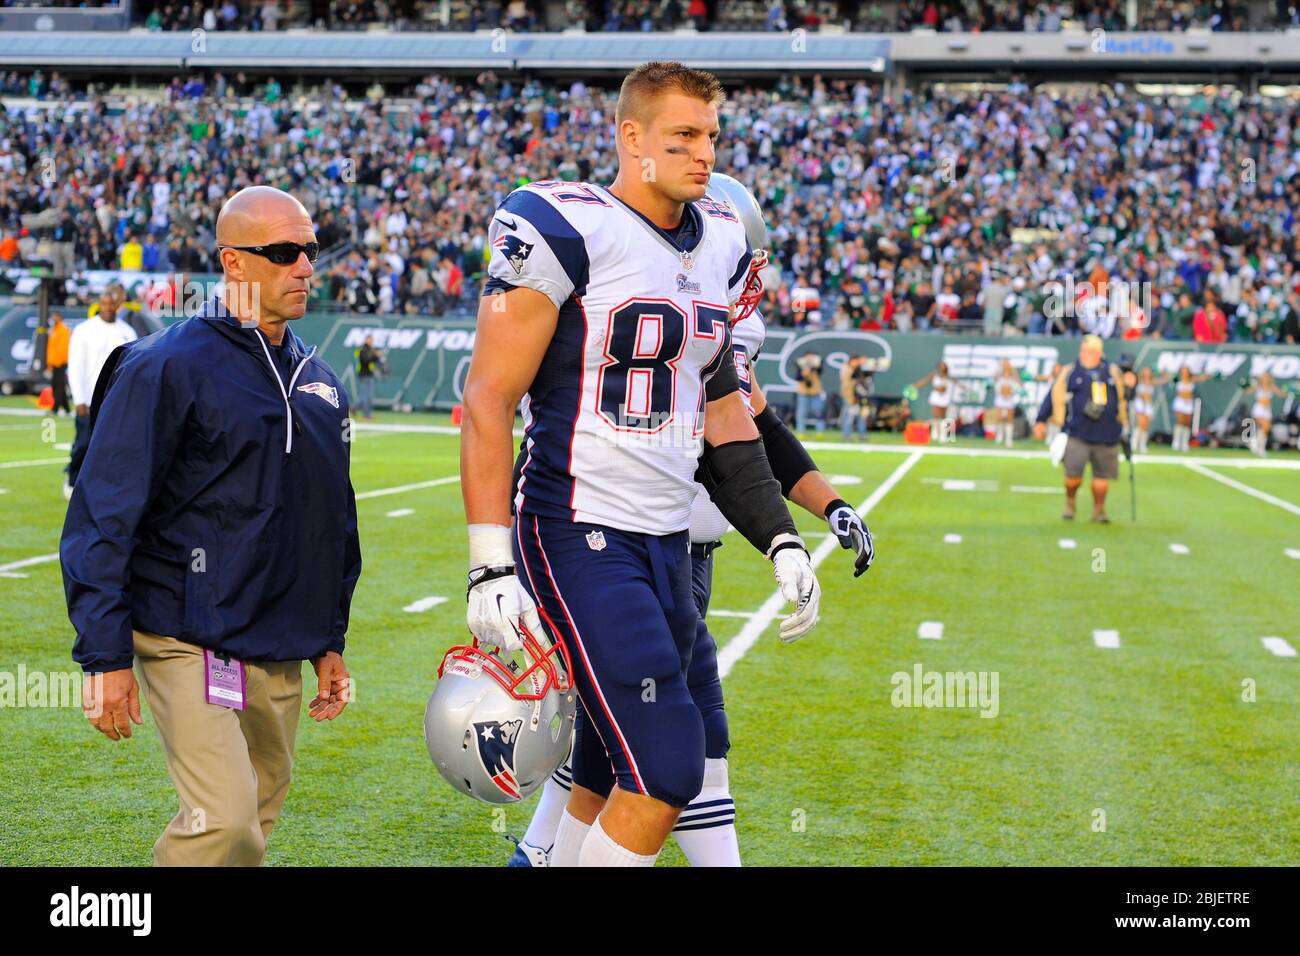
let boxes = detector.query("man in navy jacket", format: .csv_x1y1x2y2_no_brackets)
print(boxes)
61,186,361,866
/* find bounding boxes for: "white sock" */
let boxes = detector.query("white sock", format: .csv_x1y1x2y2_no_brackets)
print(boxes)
672,757,740,867
578,816,659,867
549,808,591,868
1004,422,1014,447
521,772,570,856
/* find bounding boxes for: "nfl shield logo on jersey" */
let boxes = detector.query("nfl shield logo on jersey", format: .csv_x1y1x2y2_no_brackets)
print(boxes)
586,530,607,551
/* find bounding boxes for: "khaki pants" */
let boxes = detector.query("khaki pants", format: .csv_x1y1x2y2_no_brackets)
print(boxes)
133,631,303,866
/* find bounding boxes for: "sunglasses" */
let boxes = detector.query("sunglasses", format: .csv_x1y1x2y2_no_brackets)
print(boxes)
221,241,319,265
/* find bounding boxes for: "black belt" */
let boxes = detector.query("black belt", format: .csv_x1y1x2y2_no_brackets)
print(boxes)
690,540,723,561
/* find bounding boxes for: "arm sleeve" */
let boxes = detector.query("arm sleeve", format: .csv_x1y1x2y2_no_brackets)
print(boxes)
61,352,187,673
754,404,819,497
483,188,590,308
702,323,738,402
698,438,799,556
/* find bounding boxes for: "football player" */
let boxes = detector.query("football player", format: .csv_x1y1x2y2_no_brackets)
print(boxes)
506,173,875,867
459,62,821,867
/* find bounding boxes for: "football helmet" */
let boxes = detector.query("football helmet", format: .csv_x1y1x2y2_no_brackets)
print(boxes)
707,171,770,323
424,614,576,804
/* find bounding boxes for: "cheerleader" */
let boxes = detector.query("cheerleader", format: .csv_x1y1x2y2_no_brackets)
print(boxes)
912,360,954,443
1170,367,1211,452
991,358,1020,448
1247,373,1286,456
1130,367,1170,454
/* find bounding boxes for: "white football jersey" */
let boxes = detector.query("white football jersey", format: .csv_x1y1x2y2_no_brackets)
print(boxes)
688,311,767,544
486,180,754,536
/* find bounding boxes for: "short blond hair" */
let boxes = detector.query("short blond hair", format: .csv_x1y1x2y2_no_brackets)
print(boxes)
615,61,725,128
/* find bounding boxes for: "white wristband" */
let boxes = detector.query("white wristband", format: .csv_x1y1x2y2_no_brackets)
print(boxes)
468,523,514,571
766,532,806,560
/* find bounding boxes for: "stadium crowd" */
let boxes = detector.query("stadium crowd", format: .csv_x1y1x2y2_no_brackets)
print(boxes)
16,0,1292,32
2,69,1299,343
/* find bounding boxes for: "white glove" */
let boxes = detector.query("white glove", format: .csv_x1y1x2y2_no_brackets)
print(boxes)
769,535,820,643
465,524,540,654
467,567,541,654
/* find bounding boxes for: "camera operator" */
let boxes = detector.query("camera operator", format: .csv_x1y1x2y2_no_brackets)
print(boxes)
1034,335,1128,523
795,350,826,434
840,354,873,442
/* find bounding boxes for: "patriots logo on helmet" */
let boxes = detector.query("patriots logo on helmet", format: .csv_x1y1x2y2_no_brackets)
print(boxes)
474,719,523,800
296,382,339,408
493,234,534,276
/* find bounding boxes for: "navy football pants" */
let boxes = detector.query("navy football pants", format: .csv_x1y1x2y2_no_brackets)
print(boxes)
514,514,705,809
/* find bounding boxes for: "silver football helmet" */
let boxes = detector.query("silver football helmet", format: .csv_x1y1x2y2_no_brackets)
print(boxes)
706,171,770,322
424,617,575,804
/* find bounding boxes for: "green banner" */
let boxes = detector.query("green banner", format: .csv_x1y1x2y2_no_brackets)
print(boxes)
5,304,1296,431
283,313,1299,431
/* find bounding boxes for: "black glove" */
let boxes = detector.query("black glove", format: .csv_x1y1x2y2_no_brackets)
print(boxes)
825,498,874,578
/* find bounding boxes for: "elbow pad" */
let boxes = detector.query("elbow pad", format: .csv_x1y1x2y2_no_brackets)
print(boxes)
698,437,799,556
754,404,819,498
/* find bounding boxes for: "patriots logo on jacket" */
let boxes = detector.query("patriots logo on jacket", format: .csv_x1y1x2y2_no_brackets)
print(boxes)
296,382,339,409
493,234,534,276
474,719,523,800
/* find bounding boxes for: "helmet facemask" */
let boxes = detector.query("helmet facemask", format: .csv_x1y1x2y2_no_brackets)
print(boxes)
732,248,768,324
438,614,573,703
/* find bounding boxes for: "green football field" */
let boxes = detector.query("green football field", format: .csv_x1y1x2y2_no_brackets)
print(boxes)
1,396,1296,866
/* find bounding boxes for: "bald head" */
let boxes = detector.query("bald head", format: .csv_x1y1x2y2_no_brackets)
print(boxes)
216,186,317,337
216,186,312,248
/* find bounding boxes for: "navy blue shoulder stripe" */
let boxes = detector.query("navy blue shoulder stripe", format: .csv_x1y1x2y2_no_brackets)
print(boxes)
728,242,754,291
500,190,591,296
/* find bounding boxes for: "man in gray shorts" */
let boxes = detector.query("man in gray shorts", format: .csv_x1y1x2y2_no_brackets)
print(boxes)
1035,335,1128,523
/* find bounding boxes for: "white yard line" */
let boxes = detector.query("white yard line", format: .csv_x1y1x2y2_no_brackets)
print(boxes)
1009,485,1061,494
1059,539,1077,549
0,457,65,470
1093,629,1121,649
1261,637,1296,658
944,533,962,544
1184,463,1300,518
0,552,59,574
403,596,448,613
0,407,46,417
354,475,460,501
717,450,923,679
918,621,944,640
353,422,525,438
1169,543,1190,555
708,610,756,619
1286,548,1300,560
386,508,416,518
352,421,1300,469
765,439,1300,469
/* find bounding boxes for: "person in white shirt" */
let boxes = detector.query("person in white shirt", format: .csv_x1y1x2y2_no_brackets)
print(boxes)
66,290,138,494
